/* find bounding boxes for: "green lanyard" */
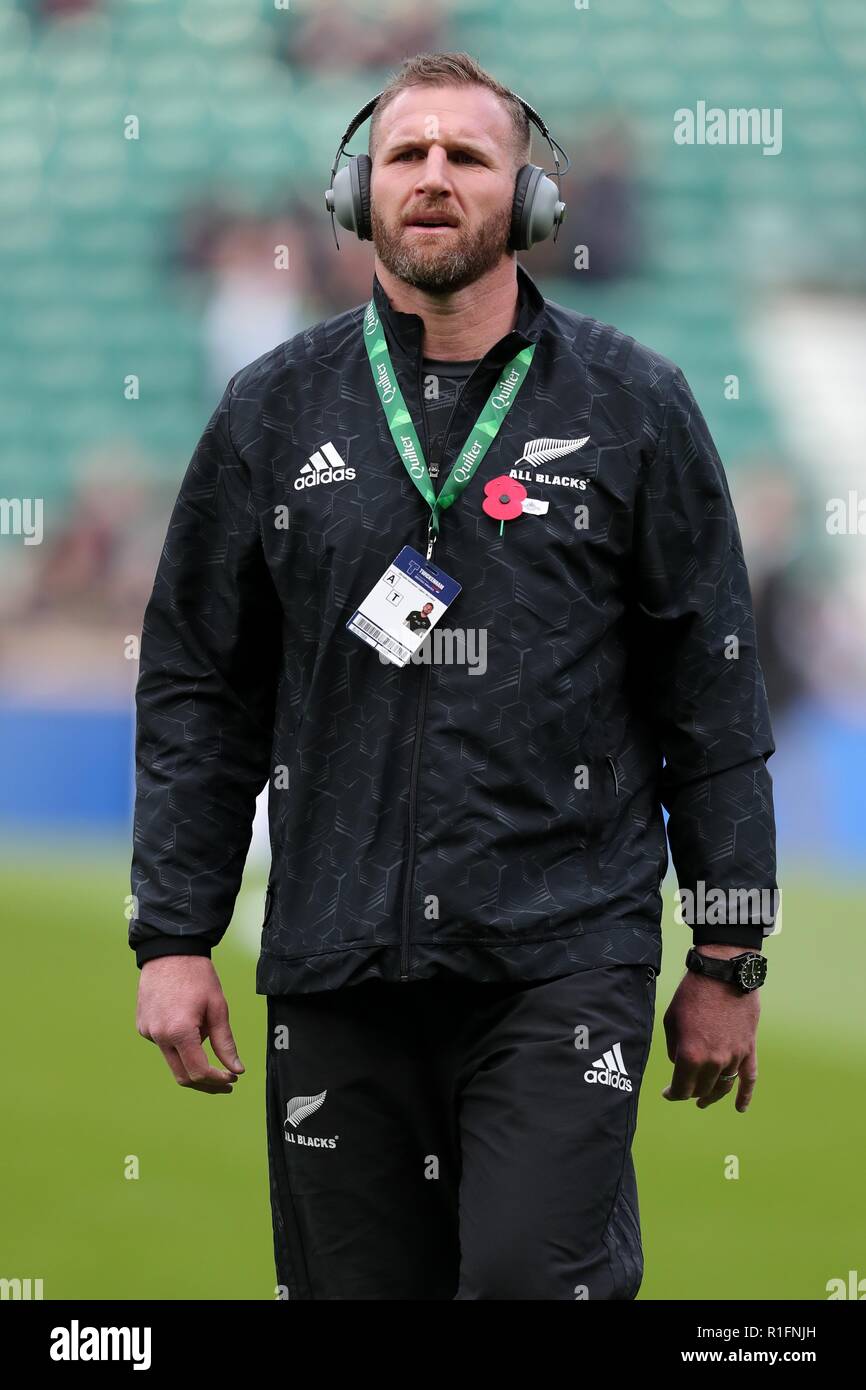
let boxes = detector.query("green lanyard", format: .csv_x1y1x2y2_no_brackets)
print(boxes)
362,297,535,552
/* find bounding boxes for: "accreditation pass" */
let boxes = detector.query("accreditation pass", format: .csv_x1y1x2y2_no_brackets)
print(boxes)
346,545,462,667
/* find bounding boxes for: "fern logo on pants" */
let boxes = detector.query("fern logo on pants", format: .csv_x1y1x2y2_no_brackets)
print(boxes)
284,1090,340,1148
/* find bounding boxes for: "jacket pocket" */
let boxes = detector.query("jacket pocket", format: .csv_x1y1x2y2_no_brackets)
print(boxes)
644,965,657,1030
606,754,620,800
593,754,619,834
572,753,619,842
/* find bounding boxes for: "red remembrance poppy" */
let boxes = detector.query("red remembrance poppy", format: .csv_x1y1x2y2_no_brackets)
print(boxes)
482,476,527,529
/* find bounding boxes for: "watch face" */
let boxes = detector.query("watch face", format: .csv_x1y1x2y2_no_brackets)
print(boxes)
737,955,766,991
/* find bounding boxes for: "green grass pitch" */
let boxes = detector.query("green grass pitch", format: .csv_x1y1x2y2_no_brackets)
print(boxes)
2,849,862,1300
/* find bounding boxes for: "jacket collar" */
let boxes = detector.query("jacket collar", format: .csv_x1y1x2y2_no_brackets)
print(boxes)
370,261,547,367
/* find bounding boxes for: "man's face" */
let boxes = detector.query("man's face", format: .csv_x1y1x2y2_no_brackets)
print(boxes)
370,84,520,293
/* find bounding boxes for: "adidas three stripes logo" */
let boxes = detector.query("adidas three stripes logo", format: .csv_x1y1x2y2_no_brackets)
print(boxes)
584,1041,633,1092
294,441,356,490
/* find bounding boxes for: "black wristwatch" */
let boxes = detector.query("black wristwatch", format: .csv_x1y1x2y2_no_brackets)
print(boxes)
685,947,767,993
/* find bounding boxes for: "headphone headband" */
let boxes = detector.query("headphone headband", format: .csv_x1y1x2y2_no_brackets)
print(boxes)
326,85,570,251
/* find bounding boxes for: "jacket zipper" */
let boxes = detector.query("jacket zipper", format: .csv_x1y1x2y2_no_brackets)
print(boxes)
426,365,477,479
399,359,479,979
400,652,431,980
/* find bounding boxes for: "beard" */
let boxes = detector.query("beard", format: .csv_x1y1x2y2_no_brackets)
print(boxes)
371,200,513,293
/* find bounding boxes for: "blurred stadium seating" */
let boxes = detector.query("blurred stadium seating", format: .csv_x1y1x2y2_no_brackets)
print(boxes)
0,0,863,499
2,0,865,864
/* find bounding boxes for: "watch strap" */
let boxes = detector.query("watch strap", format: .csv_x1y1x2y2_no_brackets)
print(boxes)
686,947,767,992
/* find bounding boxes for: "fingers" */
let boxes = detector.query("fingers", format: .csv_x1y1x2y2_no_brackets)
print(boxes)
173,1029,238,1090
206,997,245,1076
662,1056,718,1101
695,1062,742,1109
665,1053,757,1109
662,1007,678,1064
735,1053,758,1112
158,1043,237,1095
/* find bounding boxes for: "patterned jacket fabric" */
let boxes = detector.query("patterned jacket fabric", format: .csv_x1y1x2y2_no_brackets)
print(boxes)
129,262,777,994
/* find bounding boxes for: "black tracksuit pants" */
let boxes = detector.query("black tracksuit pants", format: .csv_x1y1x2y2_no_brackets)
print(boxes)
265,963,657,1300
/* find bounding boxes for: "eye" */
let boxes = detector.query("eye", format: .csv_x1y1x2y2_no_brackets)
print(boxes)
391,148,482,164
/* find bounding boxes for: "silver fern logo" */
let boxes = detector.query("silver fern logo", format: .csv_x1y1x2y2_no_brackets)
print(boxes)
283,1090,340,1148
285,1090,327,1128
517,437,589,466
512,436,591,491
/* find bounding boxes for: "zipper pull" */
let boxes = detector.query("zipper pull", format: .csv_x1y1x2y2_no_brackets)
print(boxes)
428,433,447,478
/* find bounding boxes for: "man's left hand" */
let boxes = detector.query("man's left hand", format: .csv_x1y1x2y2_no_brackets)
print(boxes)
661,945,760,1112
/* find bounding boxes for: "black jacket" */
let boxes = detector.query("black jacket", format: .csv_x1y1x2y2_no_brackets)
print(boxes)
405,610,432,633
129,262,777,993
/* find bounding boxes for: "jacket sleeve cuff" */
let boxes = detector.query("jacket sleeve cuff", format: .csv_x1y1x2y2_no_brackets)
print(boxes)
134,937,214,968
691,924,766,951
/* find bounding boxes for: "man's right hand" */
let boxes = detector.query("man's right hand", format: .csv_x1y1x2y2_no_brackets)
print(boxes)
136,955,244,1094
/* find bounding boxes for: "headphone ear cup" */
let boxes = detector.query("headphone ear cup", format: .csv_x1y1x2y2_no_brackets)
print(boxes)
353,153,373,241
509,165,534,252
330,155,373,239
510,164,564,250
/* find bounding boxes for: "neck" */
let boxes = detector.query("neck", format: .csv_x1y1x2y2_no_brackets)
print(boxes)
374,255,519,360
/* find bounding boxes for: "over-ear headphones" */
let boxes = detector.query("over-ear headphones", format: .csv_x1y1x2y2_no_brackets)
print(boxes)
324,89,570,252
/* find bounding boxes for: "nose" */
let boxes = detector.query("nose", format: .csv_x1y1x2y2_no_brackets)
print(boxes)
414,146,453,199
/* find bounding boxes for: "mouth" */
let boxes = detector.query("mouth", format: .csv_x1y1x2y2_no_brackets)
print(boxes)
404,214,459,231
